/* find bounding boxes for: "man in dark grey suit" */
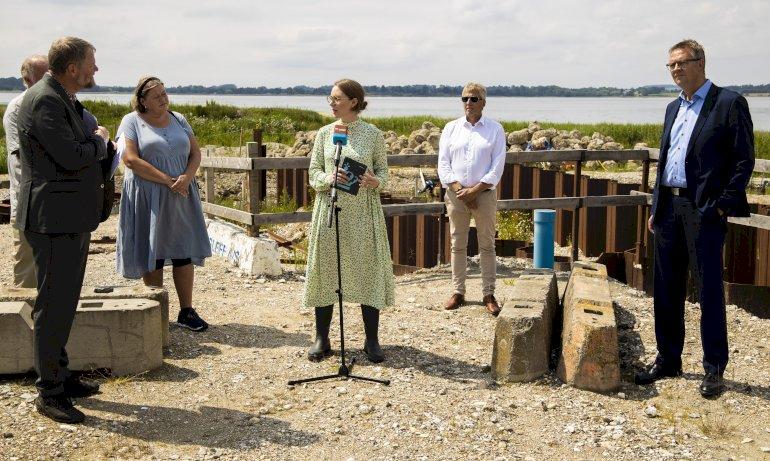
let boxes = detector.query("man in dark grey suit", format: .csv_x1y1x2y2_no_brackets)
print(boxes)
16,37,110,423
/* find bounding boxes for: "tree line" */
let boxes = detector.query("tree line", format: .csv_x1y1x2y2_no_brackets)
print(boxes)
1,77,768,97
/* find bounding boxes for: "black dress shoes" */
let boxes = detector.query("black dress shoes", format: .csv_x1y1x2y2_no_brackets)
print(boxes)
63,377,100,398
634,362,682,385
35,395,85,424
699,372,725,398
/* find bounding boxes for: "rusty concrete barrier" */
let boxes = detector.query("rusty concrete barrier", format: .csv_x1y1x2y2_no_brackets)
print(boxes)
557,261,620,392
491,269,559,382
0,285,170,348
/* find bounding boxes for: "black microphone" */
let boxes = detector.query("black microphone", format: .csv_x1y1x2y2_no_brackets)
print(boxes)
327,124,349,228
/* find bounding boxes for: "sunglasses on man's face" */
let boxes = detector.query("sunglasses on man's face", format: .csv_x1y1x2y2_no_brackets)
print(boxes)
461,96,482,103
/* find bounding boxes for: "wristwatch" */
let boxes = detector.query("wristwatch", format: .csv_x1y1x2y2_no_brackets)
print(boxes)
451,183,463,193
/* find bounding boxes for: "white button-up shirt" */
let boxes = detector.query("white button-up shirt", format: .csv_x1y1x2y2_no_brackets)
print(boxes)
437,116,507,188
2,91,25,221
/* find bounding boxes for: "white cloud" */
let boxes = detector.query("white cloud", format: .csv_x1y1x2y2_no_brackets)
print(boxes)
0,0,768,87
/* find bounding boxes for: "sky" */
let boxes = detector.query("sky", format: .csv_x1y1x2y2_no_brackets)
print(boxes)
1,0,768,89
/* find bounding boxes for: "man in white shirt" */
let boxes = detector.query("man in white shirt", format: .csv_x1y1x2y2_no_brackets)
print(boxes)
3,54,49,288
437,82,507,315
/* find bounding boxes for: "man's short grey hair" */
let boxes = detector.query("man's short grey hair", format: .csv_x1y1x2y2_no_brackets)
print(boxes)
670,39,706,66
48,36,95,75
20,55,48,87
463,82,487,99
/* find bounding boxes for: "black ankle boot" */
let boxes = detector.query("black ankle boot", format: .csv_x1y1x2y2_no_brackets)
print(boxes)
361,305,385,363
308,305,333,362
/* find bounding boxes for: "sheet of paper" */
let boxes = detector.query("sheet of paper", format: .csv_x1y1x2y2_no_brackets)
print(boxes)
110,134,125,178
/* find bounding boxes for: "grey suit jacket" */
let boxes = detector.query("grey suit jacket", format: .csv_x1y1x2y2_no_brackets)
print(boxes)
15,74,107,233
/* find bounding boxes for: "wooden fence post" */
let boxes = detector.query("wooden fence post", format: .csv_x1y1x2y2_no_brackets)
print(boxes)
203,147,215,203
634,157,651,266
246,129,266,236
570,152,584,263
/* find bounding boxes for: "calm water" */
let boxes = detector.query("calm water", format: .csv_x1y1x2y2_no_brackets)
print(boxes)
2,92,769,130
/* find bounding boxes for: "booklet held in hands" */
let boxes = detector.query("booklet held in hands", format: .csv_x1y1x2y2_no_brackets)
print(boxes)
334,156,368,196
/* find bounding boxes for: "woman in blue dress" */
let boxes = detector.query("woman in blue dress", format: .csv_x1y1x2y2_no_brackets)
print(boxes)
116,76,212,331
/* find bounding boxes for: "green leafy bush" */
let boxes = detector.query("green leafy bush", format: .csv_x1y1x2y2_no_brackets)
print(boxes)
497,210,533,241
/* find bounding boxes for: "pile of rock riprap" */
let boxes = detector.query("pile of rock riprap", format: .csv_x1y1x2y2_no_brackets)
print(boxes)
275,121,634,159
281,131,317,158
505,122,624,153
383,121,442,155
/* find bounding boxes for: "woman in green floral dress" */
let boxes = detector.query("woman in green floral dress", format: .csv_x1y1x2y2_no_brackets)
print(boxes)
303,79,395,363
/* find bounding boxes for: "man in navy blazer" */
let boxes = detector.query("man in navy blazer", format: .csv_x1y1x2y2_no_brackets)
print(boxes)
635,39,754,398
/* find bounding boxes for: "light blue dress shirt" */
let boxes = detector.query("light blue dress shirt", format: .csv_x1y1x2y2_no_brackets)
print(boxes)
661,80,712,188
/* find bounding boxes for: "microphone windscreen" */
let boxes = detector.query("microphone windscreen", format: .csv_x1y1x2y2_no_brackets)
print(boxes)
332,124,348,146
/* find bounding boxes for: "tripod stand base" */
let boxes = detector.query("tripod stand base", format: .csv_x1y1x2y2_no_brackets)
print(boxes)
288,358,390,386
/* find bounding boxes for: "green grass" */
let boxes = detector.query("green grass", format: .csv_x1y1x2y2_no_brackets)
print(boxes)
1,102,769,175
0,142,6,175
76,100,333,146
363,115,450,134
260,190,298,214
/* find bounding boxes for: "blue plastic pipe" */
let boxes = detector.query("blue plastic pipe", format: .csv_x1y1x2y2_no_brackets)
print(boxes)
533,209,556,269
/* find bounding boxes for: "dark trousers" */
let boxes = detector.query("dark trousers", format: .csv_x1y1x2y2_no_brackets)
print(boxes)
25,230,90,397
652,193,728,375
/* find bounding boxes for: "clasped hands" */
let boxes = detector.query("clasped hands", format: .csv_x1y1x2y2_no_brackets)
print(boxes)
167,173,192,198
327,167,379,189
452,183,480,209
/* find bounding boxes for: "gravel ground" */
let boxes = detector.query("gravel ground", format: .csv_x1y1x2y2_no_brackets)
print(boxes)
2,216,770,461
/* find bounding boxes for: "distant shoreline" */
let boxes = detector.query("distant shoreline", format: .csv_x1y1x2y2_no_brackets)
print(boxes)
1,78,768,97
1,90,768,98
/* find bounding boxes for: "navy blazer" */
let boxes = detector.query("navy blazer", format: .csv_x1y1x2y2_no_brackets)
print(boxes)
651,83,754,221
15,74,107,233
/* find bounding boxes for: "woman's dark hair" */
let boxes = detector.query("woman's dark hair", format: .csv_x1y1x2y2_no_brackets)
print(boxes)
334,78,367,112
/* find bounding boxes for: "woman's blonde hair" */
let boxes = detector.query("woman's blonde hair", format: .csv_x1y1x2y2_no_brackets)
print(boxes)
131,76,164,113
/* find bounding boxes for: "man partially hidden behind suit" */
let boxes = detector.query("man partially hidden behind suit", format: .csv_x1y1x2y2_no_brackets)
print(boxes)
16,37,110,423
2,55,49,288
635,39,754,398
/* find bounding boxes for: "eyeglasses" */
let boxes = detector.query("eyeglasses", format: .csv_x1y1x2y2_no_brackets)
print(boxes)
665,58,701,71
461,96,482,103
327,95,351,104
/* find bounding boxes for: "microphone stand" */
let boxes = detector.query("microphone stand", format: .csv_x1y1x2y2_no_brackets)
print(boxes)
327,143,342,228
289,141,390,386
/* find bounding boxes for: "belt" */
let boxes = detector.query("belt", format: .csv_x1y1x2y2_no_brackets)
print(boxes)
662,185,687,196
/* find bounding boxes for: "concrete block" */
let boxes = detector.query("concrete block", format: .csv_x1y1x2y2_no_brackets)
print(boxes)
67,299,163,376
557,261,620,392
80,286,170,348
0,302,34,374
571,260,608,278
0,285,170,348
206,218,282,276
491,269,558,382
